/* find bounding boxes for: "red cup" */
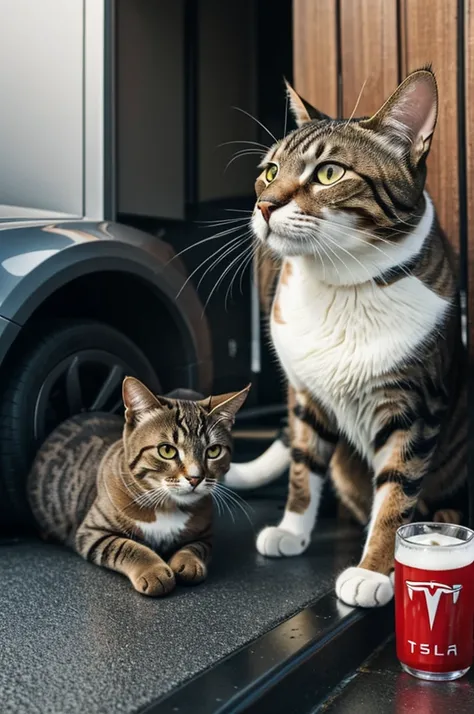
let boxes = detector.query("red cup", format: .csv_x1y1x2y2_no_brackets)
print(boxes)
395,522,474,681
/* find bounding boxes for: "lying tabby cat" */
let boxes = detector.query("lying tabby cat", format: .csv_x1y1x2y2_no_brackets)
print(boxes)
27,377,249,596
226,68,467,607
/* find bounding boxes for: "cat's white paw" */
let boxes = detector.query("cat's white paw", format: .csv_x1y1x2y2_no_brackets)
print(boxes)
256,526,310,557
335,567,394,608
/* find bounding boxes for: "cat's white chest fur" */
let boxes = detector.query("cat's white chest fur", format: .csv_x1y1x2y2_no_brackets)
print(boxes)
136,510,190,548
271,258,449,459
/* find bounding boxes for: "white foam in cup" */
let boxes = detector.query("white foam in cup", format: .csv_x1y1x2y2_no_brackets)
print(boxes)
396,531,474,571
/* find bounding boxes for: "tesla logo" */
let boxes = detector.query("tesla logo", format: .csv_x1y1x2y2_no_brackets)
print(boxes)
406,581,462,630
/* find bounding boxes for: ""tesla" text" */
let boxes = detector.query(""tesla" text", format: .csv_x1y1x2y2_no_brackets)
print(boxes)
407,641,458,656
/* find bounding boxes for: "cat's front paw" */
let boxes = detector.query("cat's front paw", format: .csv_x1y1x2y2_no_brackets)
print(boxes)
256,526,310,557
169,552,207,585
335,567,394,608
131,564,176,597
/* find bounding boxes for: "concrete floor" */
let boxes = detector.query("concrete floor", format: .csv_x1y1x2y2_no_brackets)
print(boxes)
321,637,474,714
0,502,361,714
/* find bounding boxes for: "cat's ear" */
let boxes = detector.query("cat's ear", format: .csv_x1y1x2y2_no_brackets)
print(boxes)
284,78,331,127
360,68,438,162
199,384,251,424
122,377,163,424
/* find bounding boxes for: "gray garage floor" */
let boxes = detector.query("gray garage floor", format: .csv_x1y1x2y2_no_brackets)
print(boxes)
321,636,474,714
0,502,361,714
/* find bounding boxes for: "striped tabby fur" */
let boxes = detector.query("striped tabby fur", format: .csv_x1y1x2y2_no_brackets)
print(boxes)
27,377,249,597
226,68,467,607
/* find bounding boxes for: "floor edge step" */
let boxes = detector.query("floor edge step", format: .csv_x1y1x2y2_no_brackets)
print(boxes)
144,593,395,714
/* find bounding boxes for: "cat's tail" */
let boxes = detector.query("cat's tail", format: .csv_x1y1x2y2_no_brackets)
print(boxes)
225,426,291,490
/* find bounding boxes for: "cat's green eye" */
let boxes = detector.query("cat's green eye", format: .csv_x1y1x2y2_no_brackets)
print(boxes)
158,444,178,460
206,445,222,460
265,164,278,183
316,163,345,185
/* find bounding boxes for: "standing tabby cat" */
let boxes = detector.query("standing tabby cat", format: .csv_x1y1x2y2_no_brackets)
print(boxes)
226,68,467,607
27,377,249,596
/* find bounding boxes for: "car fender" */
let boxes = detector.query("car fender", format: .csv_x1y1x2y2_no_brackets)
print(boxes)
0,220,212,389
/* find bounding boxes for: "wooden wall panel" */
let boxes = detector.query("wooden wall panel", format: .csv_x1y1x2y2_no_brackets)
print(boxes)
340,0,398,118
467,0,474,254
400,0,460,251
293,0,338,117
467,0,474,350
293,0,464,256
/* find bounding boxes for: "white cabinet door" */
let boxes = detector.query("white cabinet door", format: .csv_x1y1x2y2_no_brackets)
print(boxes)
0,0,84,216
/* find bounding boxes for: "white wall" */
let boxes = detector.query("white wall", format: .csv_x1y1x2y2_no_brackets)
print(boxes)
0,0,85,216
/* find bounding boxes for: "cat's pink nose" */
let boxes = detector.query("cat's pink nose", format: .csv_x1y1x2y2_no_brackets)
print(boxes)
187,476,204,489
258,200,278,223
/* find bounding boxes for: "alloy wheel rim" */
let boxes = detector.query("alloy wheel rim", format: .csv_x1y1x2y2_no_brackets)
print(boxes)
33,349,133,443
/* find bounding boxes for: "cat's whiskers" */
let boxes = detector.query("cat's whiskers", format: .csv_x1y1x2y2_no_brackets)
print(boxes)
214,492,243,524
224,208,254,214
131,485,169,511
283,90,289,137
390,208,423,231
295,218,399,284
314,236,336,281
115,465,144,499
130,490,154,509
166,222,246,266
343,233,412,278
324,232,379,286
237,242,259,296
226,246,251,304
244,240,265,289
232,106,278,144
317,233,360,285
210,487,234,523
218,139,271,151
197,234,252,293
176,233,250,299
104,472,147,519
307,213,413,244
213,483,254,526
301,232,327,281
203,243,252,314
293,207,413,241
216,244,252,307
216,482,255,512
225,148,267,174
232,247,255,298
128,480,165,507
148,487,170,510
120,488,143,508
118,471,142,500
343,78,368,128
225,243,254,307
195,216,250,227
209,486,222,517
310,218,414,280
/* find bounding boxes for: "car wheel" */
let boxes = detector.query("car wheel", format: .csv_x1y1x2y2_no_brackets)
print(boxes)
0,319,161,532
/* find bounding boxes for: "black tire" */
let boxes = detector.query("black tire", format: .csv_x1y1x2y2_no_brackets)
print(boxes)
0,320,160,532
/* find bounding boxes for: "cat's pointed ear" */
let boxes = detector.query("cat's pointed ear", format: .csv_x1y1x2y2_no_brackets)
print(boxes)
199,384,251,424
284,78,331,127
122,376,163,424
360,68,438,161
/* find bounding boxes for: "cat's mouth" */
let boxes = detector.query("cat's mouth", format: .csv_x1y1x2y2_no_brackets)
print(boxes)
165,481,209,503
252,210,310,257
266,231,309,257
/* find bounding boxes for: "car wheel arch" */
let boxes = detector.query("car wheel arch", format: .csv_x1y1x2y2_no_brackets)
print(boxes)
0,244,213,394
